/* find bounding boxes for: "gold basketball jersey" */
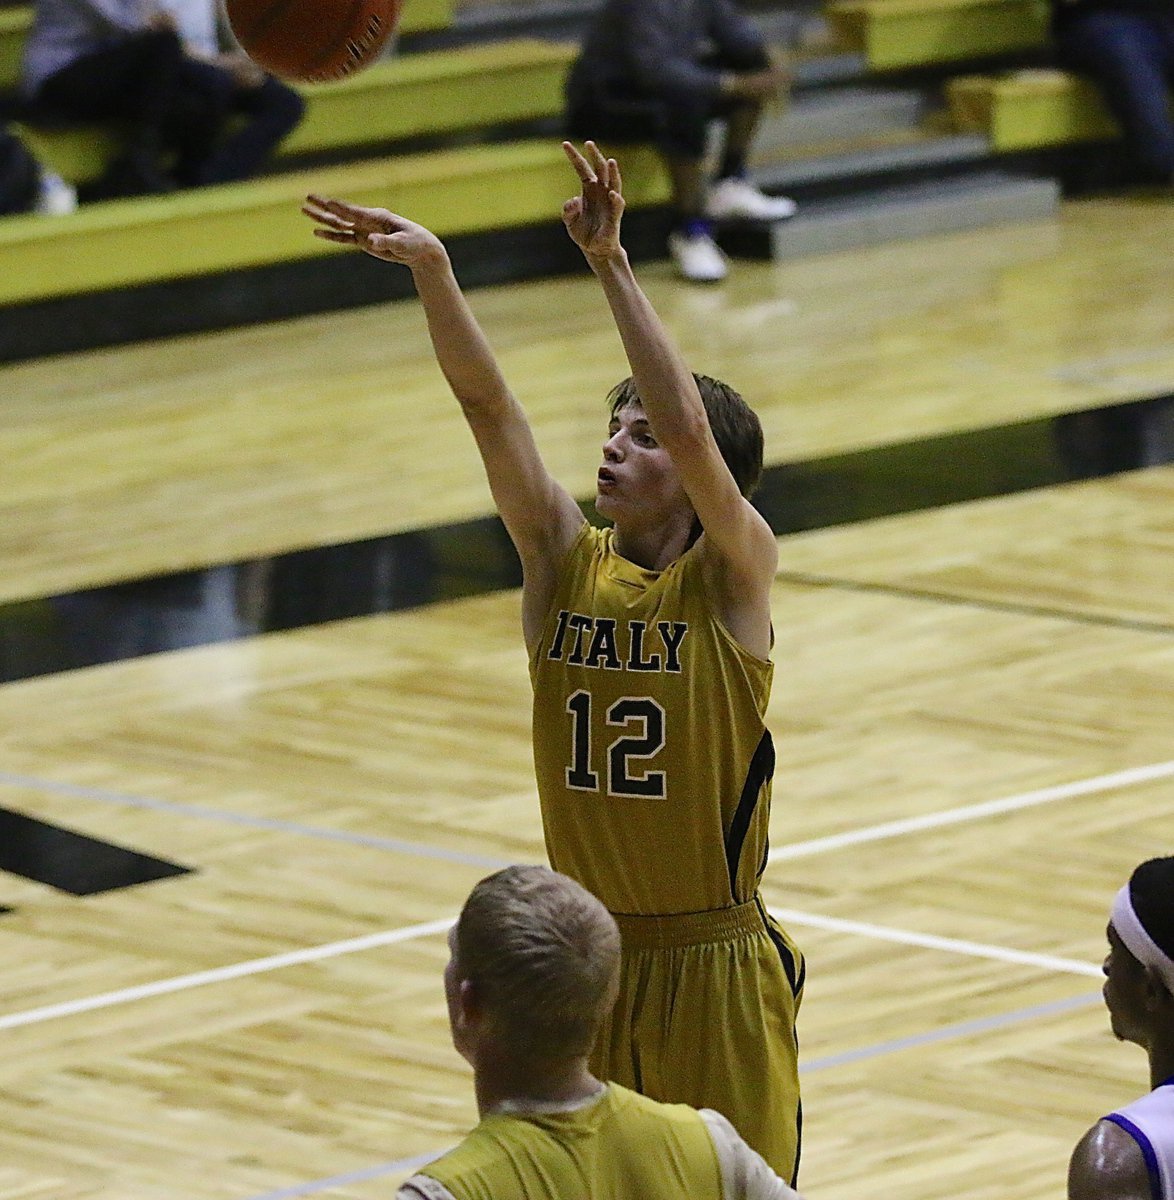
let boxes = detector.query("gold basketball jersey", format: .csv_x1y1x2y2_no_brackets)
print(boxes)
530,524,775,915
418,1083,722,1200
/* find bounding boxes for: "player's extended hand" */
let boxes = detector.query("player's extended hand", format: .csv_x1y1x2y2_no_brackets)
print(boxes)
302,195,446,268
561,141,624,260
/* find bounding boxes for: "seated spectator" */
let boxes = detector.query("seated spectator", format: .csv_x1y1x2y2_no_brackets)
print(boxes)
156,0,304,188
399,863,804,1200
1051,0,1174,186
566,0,796,284
19,0,303,197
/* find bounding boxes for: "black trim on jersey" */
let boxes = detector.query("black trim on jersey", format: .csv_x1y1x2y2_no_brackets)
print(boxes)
757,893,804,998
791,1099,803,1187
755,893,805,1185
724,728,775,901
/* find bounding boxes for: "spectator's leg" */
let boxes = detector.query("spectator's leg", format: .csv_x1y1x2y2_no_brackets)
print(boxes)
662,155,708,222
656,86,714,218
707,102,797,221
718,99,765,180
703,44,796,222
657,88,729,281
165,58,237,187
33,31,186,191
191,75,305,185
710,44,772,180
1054,10,1174,179
564,78,727,279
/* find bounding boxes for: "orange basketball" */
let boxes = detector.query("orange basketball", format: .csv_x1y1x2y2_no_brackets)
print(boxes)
226,0,403,83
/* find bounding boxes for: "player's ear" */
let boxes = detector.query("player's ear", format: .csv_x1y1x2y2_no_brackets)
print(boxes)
458,977,482,1025
1142,965,1174,1014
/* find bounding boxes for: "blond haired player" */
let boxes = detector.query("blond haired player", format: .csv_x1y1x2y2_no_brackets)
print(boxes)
303,140,804,1180
400,864,803,1200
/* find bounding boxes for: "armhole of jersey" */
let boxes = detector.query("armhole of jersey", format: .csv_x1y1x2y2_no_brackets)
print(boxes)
1104,1114,1165,1200
723,728,775,902
690,530,775,669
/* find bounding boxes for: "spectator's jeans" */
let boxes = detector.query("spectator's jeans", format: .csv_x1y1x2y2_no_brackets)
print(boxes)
566,45,771,160
171,62,305,186
1054,9,1174,178
34,30,187,154
34,36,304,185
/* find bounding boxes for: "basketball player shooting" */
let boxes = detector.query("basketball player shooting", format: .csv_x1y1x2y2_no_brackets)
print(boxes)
302,140,805,1181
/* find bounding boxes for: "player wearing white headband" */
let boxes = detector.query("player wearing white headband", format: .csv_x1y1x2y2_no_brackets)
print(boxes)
1069,856,1174,1200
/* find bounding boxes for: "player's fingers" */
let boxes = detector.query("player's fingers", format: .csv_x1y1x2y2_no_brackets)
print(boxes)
561,197,583,224
316,195,368,226
609,158,623,197
562,140,594,184
585,141,608,178
312,228,355,243
306,193,348,214
303,201,355,231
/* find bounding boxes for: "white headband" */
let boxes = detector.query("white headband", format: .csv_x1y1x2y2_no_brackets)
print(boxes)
1111,883,1174,996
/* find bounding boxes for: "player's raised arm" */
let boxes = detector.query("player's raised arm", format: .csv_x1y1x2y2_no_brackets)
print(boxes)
302,196,586,633
559,143,777,591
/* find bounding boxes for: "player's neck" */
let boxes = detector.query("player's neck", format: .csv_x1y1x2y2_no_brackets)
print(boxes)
473,1052,603,1118
1149,1037,1174,1089
612,515,694,572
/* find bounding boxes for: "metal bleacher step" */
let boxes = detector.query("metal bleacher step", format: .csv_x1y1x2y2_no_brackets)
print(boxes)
752,129,996,195
719,169,1060,260
751,85,933,157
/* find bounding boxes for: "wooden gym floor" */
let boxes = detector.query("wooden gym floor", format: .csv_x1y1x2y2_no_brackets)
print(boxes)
0,194,1172,1200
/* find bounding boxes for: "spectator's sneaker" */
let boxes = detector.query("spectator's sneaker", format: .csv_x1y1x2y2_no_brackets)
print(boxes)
668,231,729,283
34,170,78,216
706,177,797,223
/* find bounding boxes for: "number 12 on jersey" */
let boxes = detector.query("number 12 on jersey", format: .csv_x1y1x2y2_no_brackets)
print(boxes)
565,689,667,798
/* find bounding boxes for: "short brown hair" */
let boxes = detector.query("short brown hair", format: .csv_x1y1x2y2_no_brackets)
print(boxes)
456,866,621,1061
606,373,765,499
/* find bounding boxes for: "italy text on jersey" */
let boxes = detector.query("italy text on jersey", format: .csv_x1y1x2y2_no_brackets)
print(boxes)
547,612,689,673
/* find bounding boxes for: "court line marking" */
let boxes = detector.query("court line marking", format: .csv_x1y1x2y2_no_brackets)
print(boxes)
775,909,1102,976
2,760,1171,874
0,770,509,870
769,759,1174,863
0,918,454,1033
239,990,1104,1200
776,569,1174,636
0,906,1099,1033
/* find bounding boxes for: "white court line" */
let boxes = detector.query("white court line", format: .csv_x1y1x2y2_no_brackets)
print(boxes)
0,917,454,1032
774,909,1102,977
769,760,1174,863
3,761,1170,872
0,908,1098,1032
